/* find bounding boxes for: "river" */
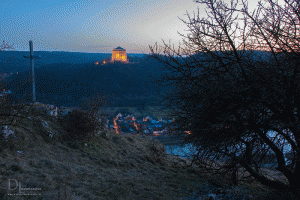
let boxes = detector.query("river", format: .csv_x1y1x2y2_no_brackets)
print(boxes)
152,134,292,168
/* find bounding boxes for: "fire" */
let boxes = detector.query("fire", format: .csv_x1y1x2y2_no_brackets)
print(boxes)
103,61,106,64
185,131,192,134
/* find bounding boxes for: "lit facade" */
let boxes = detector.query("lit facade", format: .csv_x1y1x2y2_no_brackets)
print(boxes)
111,46,128,63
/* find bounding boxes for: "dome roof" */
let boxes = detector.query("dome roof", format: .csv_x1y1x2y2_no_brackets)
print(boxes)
114,46,124,50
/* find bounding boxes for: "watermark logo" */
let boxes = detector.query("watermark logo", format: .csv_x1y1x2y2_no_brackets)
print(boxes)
7,179,41,196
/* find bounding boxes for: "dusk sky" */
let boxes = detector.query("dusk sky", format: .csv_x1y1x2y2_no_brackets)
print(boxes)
1,0,268,54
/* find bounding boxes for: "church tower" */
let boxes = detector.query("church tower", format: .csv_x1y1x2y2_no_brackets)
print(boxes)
111,46,128,63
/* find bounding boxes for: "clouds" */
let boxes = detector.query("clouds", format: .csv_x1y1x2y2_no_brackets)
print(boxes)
0,0,222,53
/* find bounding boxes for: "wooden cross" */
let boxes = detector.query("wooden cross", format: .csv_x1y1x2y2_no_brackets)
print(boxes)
24,41,41,103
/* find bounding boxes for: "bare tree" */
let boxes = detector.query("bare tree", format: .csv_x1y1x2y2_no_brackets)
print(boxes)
0,41,108,150
150,0,300,197
0,40,14,51
78,89,109,130
0,40,39,150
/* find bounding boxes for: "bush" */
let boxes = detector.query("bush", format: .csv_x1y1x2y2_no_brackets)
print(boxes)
0,131,8,152
0,128,18,152
146,140,166,163
58,109,102,146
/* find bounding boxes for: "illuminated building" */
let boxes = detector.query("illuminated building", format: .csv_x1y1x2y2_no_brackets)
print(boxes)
111,46,128,63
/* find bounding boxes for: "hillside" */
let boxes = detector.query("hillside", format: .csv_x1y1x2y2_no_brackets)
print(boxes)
0,103,294,200
0,51,145,74
3,55,172,107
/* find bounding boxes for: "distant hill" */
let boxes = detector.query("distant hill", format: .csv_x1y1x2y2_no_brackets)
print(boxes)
3,54,173,108
0,51,146,74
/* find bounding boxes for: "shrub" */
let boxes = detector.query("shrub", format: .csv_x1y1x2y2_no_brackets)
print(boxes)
58,109,102,147
146,140,166,163
0,131,6,152
0,128,18,152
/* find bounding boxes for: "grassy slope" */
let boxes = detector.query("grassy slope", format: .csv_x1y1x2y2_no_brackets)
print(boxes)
0,109,295,200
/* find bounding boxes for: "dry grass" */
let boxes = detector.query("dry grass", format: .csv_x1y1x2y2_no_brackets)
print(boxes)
0,112,297,199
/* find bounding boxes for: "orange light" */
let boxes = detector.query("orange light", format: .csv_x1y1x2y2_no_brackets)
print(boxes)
111,47,127,63
134,122,139,131
113,117,121,133
103,61,106,64
185,131,192,134
95,62,99,65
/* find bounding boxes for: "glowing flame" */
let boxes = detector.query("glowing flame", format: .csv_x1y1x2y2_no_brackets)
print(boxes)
185,131,192,134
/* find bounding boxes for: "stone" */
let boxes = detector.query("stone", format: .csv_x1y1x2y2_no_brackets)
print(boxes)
41,121,49,129
207,193,216,200
1,125,15,138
